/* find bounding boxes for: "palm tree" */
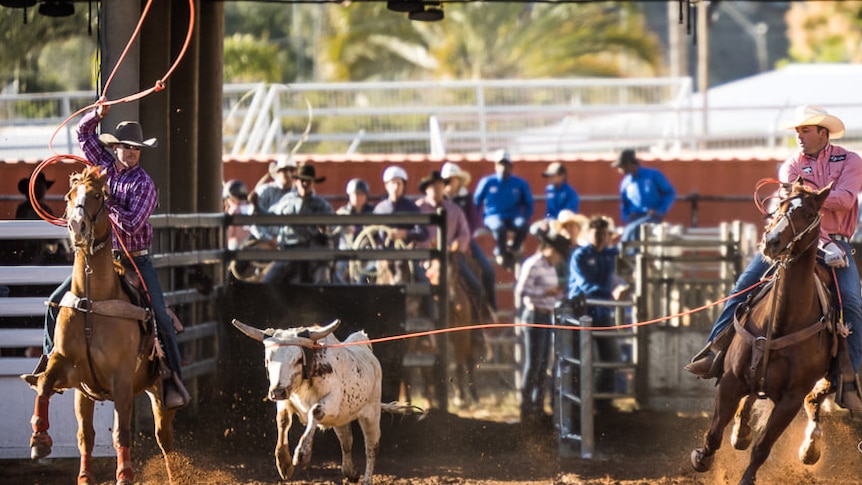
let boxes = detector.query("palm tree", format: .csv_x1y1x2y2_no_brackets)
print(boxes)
319,2,661,82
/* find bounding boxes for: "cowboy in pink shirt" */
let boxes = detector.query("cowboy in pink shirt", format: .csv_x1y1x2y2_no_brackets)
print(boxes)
686,105,862,412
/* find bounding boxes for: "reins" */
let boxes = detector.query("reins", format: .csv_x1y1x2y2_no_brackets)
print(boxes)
750,186,826,397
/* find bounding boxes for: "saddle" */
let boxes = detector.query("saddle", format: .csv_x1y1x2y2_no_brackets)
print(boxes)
712,271,854,388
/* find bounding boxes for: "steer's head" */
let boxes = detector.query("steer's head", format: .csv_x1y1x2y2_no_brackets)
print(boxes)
231,318,341,401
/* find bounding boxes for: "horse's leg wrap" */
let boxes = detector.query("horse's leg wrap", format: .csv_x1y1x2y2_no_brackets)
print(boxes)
31,395,50,433
77,453,95,484
29,395,53,460
116,445,134,483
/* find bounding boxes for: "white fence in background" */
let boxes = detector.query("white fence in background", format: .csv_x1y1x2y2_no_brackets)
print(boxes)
0,220,114,459
4,76,862,160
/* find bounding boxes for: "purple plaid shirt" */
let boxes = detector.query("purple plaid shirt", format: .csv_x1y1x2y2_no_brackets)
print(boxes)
78,110,157,252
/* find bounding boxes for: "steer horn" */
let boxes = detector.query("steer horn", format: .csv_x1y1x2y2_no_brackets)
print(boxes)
306,319,341,341
231,319,273,342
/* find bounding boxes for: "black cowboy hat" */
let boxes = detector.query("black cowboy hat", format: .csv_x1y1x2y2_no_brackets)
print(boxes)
418,170,446,192
539,231,571,258
18,173,54,195
98,121,158,148
294,164,326,183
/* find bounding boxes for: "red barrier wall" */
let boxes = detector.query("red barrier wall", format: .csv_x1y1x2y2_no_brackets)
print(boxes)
2,154,781,228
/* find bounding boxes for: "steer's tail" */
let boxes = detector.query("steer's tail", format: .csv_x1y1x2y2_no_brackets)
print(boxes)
381,401,428,420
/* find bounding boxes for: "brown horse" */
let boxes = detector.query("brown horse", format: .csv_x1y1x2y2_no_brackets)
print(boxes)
425,252,488,407
690,178,840,485
20,166,175,485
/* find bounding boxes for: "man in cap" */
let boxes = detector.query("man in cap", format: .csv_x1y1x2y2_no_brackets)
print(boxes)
263,163,334,284
542,162,579,219
31,103,189,409
613,149,676,248
473,150,535,270
333,178,375,283
373,166,429,246
249,154,297,241
568,215,623,398
684,105,862,411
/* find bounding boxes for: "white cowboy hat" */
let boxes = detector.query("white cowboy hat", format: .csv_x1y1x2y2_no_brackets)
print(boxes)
784,105,845,139
440,161,471,186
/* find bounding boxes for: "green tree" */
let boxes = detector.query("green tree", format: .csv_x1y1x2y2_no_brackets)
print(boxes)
783,1,862,63
0,7,94,92
319,2,661,82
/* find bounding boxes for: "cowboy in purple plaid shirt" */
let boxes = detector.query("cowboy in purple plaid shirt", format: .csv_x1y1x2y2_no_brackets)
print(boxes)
35,104,189,410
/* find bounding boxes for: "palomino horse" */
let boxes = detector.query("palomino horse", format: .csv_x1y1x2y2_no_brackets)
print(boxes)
21,166,175,485
690,177,842,485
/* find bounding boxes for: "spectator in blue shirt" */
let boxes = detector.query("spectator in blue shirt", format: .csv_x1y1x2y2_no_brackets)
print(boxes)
542,162,579,219
568,215,622,395
613,149,676,247
473,150,534,270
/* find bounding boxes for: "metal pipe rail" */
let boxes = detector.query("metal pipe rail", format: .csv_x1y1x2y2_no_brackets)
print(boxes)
554,298,638,459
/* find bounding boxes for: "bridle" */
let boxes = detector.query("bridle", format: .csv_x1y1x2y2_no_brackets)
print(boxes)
762,194,821,264
68,180,111,256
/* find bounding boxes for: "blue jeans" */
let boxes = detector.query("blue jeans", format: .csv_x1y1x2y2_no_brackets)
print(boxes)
708,244,862,372
44,255,183,380
521,308,553,415
469,239,496,310
483,215,528,256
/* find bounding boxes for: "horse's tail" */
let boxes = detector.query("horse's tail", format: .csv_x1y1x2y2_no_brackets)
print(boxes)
381,401,427,420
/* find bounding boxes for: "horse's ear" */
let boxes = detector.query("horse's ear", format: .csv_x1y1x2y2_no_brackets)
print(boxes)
814,181,833,206
793,175,806,189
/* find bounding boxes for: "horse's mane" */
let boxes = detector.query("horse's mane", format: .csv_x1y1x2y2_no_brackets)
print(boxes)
69,165,105,187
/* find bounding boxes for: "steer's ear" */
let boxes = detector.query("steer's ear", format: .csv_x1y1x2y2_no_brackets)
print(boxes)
231,319,268,342
307,319,341,341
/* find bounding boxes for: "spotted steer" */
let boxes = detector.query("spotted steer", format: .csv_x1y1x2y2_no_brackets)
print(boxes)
232,318,392,485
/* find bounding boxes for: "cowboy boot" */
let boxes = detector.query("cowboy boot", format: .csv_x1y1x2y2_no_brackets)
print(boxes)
19,354,49,389
834,375,862,413
163,374,190,410
685,325,734,378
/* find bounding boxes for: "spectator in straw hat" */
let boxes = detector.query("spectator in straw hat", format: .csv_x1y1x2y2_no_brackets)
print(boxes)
685,105,862,411
542,162,579,219
34,103,190,409
442,161,497,311
250,154,298,241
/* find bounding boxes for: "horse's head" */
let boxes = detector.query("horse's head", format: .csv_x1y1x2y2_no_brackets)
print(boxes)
65,166,111,254
761,176,831,261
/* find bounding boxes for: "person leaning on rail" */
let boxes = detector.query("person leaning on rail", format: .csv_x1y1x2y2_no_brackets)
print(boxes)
29,103,190,410
684,105,862,412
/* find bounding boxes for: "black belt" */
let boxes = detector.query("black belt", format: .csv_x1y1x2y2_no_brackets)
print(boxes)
113,249,149,259
829,234,849,242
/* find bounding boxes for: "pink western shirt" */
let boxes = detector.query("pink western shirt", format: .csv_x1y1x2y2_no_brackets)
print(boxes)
779,142,862,242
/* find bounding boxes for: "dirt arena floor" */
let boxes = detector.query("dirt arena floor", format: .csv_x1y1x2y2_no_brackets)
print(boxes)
3,392,861,485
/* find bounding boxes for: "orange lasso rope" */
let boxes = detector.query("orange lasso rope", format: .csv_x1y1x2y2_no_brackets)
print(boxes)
27,0,196,227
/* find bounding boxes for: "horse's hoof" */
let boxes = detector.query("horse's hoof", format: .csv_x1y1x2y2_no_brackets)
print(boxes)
799,440,821,465
732,432,751,450
77,471,96,485
690,448,713,472
30,433,53,460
